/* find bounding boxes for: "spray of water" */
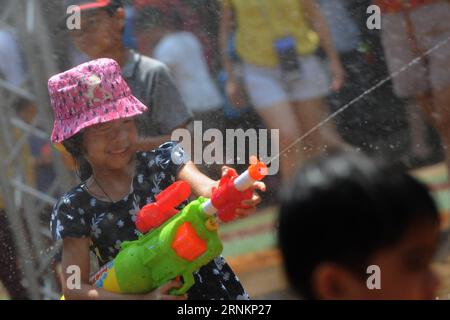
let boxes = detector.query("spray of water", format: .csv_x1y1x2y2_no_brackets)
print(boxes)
266,35,450,166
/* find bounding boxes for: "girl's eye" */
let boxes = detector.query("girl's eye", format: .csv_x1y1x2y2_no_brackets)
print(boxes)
92,124,112,134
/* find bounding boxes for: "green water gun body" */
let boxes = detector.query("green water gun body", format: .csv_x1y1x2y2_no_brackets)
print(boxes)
90,158,268,295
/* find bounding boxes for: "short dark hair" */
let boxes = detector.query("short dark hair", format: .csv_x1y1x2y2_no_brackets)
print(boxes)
278,151,439,299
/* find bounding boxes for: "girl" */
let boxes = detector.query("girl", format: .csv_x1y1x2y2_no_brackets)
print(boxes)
49,58,265,300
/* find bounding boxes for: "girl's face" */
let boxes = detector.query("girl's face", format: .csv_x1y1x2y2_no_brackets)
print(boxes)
83,118,138,172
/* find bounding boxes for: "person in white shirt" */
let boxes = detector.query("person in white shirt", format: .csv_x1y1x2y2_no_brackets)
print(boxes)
135,7,224,133
0,29,26,87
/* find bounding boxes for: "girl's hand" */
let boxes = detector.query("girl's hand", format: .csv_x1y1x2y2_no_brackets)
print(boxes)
220,166,266,219
143,280,187,300
330,58,346,92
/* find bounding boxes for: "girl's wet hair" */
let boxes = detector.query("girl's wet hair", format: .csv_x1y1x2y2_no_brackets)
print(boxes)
62,132,93,181
278,150,439,299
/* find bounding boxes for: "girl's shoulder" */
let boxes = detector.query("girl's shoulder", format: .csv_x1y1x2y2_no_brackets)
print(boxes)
135,141,186,175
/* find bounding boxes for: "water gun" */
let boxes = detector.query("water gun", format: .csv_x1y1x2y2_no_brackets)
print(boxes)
89,158,268,295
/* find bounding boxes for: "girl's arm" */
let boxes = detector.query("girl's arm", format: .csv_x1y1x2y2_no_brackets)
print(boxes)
301,0,345,91
177,161,218,197
61,237,185,300
177,161,266,218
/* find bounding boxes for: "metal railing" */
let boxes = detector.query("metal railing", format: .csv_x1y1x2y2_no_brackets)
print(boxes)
0,0,73,299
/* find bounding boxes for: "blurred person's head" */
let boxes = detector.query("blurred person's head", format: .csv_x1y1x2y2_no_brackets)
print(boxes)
14,98,37,125
64,0,126,60
134,6,184,54
278,151,440,300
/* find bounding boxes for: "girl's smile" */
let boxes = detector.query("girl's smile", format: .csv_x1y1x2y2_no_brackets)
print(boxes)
83,118,139,172
109,146,131,155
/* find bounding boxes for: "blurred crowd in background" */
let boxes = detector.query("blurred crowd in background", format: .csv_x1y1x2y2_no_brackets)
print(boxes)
1,0,450,299
3,0,448,188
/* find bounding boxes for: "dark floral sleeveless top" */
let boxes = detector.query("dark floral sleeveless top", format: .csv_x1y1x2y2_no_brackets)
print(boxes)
50,142,249,300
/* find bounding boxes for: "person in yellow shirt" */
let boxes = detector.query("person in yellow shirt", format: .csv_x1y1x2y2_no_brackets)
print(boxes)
376,0,450,179
220,0,346,180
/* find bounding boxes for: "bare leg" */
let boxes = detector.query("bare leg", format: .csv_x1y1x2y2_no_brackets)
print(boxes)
292,98,350,160
416,93,436,124
406,97,433,159
255,101,303,182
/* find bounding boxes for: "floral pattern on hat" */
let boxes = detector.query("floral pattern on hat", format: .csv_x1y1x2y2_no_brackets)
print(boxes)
48,58,148,143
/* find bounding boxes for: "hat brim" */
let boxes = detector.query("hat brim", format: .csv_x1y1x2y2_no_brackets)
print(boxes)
51,95,148,143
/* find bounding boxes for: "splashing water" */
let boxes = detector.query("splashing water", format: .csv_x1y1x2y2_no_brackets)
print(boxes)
266,35,450,166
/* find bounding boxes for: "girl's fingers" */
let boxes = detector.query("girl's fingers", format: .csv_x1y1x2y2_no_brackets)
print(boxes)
252,181,266,192
221,166,231,174
160,280,182,293
242,194,262,207
221,166,236,177
236,207,256,217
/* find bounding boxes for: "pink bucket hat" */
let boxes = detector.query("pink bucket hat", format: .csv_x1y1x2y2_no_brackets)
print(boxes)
49,58,148,143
